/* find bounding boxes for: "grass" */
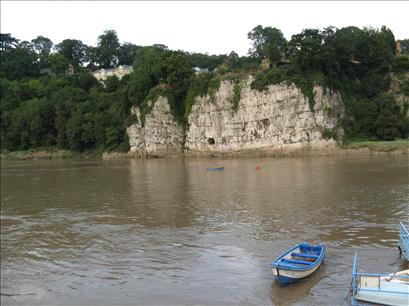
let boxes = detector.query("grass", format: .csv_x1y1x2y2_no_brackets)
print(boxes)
0,147,104,160
342,139,409,152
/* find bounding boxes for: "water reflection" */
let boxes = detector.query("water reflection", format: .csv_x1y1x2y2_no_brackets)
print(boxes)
270,264,324,305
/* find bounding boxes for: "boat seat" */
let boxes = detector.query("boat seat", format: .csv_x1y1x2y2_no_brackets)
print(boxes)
281,258,312,265
291,252,319,259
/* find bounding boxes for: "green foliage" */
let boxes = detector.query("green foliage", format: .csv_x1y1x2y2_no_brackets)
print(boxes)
1,33,19,51
248,25,286,64
96,30,120,68
129,46,169,105
118,42,139,66
1,72,132,152
31,36,53,68
400,80,409,96
105,76,120,93
343,139,409,152
137,86,163,126
55,39,88,67
183,74,213,120
126,114,138,126
321,128,338,141
49,53,70,74
207,78,221,102
232,81,242,111
0,45,39,80
392,55,409,72
400,39,409,55
185,52,227,71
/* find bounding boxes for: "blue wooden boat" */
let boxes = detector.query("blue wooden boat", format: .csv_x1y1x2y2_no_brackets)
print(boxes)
271,242,325,285
399,221,409,261
351,253,409,306
207,167,224,171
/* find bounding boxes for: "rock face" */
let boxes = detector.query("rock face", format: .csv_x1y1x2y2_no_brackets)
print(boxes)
127,77,344,157
127,96,184,158
185,77,344,156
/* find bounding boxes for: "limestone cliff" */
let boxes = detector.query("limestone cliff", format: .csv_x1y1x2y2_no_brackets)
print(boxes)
127,96,184,158
127,77,344,157
185,76,344,156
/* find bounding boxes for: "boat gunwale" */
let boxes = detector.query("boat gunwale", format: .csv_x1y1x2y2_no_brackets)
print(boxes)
271,243,325,272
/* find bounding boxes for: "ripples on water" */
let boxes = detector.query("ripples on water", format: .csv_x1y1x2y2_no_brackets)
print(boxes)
1,156,408,305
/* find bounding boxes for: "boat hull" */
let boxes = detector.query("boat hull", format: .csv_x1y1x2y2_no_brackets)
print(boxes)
355,277,409,306
271,243,325,285
272,262,322,285
351,253,409,306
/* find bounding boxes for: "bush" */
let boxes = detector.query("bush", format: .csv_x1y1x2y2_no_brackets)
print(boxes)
374,112,402,140
392,55,409,72
232,82,242,111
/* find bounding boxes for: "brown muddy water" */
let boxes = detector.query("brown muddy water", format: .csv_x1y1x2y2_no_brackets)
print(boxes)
1,156,408,305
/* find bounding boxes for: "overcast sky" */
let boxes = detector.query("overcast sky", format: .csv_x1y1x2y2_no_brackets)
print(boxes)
1,1,408,56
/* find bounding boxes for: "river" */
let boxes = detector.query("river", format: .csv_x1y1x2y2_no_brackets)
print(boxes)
1,155,408,305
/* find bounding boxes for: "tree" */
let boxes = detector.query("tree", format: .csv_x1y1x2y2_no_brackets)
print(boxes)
226,51,240,69
0,45,39,80
96,30,120,68
9,98,55,149
1,33,19,51
56,39,88,67
248,25,286,64
129,46,169,104
185,52,227,71
31,36,53,67
288,28,324,71
118,42,139,65
85,46,98,69
105,76,120,93
18,41,35,52
50,53,70,75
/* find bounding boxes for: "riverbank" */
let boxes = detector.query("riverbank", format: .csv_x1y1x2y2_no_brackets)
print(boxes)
342,139,409,152
1,140,408,160
0,149,97,160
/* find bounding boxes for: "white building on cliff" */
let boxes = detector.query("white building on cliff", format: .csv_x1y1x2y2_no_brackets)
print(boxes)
92,65,133,81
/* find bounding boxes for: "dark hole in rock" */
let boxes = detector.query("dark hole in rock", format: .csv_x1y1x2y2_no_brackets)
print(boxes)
208,138,215,145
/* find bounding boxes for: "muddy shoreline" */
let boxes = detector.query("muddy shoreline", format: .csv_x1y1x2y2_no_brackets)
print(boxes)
2,141,408,160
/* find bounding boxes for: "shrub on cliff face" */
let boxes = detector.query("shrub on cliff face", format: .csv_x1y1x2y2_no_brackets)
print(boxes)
183,74,221,120
392,55,409,72
232,81,242,111
250,67,284,91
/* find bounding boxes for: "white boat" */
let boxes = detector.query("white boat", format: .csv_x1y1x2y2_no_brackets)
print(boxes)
271,242,325,285
351,253,409,306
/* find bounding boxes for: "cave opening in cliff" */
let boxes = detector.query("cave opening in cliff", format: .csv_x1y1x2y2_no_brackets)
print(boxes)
207,138,215,145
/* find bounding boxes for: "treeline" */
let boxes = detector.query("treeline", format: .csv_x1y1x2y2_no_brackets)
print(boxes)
1,27,409,153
